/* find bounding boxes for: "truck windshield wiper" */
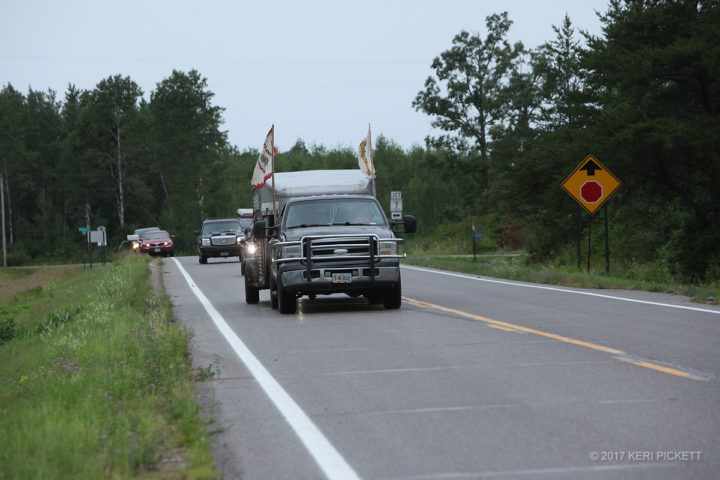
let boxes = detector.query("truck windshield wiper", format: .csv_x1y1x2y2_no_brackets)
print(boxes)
332,222,371,226
287,223,330,229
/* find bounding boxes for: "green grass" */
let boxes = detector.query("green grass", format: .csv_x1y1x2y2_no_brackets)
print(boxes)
405,251,719,305
0,255,216,479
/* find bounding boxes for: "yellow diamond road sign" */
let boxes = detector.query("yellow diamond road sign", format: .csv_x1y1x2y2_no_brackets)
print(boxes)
562,155,621,215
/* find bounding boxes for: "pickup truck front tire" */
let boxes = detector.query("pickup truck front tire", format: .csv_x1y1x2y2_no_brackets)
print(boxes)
277,275,297,314
383,276,402,310
244,258,260,304
245,279,259,304
270,274,279,309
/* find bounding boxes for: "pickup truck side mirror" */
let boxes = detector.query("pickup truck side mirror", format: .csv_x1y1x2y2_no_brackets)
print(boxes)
253,220,281,239
253,220,266,239
391,215,417,234
404,215,417,233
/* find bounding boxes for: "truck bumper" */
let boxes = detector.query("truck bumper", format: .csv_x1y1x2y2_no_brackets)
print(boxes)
279,264,400,295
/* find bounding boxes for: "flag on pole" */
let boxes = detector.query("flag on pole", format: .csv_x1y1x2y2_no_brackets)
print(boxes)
358,124,375,178
251,125,276,188
250,152,270,188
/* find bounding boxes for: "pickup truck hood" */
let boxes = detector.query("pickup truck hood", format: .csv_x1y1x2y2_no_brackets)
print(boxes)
282,225,394,242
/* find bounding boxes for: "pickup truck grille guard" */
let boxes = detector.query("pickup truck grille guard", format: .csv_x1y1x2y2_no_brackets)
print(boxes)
271,234,406,282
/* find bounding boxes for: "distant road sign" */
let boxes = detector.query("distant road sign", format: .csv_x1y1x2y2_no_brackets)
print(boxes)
78,227,89,234
90,227,107,246
390,191,402,220
562,155,621,214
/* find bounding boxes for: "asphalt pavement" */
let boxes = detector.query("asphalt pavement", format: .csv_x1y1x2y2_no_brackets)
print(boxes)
162,257,720,480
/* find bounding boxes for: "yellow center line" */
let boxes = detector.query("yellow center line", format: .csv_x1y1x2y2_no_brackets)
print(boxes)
403,296,710,381
488,325,518,333
404,296,624,354
613,357,709,381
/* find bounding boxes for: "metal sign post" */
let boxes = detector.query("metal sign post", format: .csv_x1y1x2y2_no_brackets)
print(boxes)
1,172,6,267
472,228,483,261
79,226,91,268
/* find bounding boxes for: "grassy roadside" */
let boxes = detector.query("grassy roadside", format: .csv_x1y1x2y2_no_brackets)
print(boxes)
404,251,719,305
0,255,215,479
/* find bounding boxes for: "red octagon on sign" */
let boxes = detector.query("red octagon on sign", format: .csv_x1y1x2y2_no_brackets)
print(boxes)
581,181,603,203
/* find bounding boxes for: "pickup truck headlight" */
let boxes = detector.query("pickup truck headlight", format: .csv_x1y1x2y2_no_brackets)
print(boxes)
281,245,302,259
379,242,397,256
201,238,211,247
246,243,256,255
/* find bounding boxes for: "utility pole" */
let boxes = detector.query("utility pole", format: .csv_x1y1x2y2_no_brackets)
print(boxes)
1,172,6,267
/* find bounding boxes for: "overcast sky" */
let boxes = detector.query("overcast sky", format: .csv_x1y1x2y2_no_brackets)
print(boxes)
2,0,609,152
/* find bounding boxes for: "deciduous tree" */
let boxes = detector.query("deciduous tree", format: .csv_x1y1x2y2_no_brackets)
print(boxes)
413,12,524,191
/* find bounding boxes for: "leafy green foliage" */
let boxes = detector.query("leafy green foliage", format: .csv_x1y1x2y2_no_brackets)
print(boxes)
413,12,524,191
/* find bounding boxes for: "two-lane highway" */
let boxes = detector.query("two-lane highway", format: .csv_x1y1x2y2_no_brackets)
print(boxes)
163,256,719,479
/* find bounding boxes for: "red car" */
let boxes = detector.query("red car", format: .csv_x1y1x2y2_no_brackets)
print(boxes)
139,230,175,257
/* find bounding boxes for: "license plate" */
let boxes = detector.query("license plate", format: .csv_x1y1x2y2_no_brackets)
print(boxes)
154,248,160,253
332,273,352,284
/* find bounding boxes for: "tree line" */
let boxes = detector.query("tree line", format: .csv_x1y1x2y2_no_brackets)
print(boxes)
1,0,718,283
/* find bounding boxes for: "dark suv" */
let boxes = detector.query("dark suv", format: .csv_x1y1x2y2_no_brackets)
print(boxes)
195,218,246,264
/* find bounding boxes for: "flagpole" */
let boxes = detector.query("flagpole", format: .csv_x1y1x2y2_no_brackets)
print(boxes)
368,123,376,197
270,124,277,223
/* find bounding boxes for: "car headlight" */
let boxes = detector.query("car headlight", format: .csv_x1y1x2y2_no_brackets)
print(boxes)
246,243,256,255
379,242,397,256
281,245,302,259
201,238,210,247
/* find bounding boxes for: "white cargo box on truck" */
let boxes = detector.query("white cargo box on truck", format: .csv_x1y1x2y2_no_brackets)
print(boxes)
253,169,373,217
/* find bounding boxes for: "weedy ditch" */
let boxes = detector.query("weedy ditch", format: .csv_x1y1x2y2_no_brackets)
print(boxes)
0,256,216,479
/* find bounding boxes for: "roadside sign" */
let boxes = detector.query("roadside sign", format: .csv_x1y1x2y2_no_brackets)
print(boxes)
78,227,89,234
390,191,402,220
390,191,402,211
90,228,107,246
562,155,621,214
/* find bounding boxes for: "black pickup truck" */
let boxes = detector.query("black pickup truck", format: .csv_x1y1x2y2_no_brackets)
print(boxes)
245,194,416,313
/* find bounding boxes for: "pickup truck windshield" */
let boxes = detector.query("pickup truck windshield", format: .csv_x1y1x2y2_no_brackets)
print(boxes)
285,199,386,229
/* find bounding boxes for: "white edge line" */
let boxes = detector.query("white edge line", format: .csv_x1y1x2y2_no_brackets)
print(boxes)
402,265,720,315
171,258,360,480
